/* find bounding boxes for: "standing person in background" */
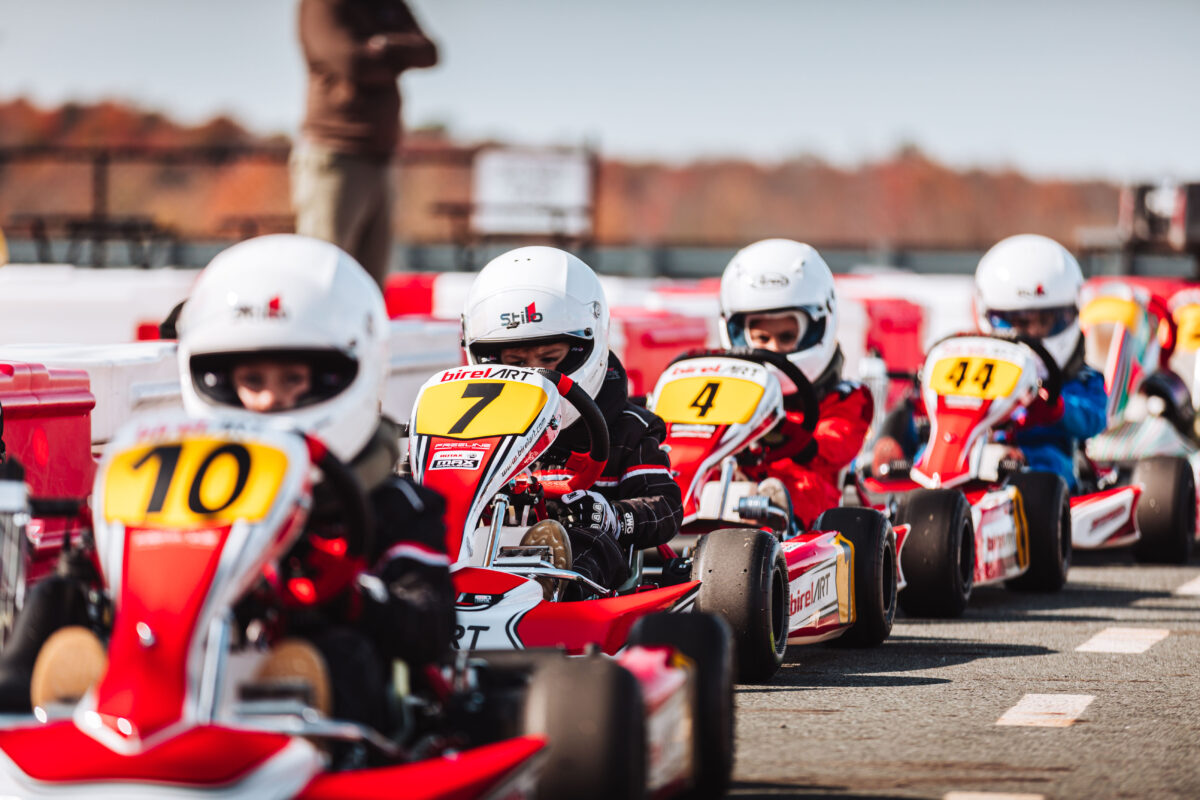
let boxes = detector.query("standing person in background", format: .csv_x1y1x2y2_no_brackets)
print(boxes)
290,0,438,288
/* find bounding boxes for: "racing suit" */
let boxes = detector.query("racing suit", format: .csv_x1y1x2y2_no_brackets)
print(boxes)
535,353,683,590
1008,359,1107,491
739,352,873,528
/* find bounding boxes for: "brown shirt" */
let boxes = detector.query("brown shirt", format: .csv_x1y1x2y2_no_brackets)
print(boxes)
298,0,438,157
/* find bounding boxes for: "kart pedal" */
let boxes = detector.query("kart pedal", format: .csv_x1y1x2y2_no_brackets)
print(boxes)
520,520,573,600
30,625,107,709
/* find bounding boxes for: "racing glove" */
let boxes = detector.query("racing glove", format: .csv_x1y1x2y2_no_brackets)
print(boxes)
559,489,620,539
1017,388,1065,429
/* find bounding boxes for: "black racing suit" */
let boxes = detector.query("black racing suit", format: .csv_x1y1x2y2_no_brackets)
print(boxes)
535,353,683,590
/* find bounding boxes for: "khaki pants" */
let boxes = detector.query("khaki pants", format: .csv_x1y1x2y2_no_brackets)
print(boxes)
289,142,395,288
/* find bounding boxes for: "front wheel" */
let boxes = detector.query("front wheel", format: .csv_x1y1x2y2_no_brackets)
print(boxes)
629,612,734,800
895,489,974,617
691,529,788,683
521,656,646,800
1133,456,1196,564
813,507,897,646
1005,471,1070,592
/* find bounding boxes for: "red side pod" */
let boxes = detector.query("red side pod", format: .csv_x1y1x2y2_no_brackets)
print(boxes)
515,582,700,654
93,524,233,742
0,723,291,785
297,736,545,800
418,436,502,561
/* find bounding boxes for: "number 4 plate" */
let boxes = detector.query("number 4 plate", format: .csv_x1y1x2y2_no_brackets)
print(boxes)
655,376,765,425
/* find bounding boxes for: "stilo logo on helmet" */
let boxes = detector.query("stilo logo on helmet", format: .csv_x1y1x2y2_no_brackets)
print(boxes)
500,302,543,329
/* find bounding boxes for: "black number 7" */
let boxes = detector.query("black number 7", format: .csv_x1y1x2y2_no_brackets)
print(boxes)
450,383,504,434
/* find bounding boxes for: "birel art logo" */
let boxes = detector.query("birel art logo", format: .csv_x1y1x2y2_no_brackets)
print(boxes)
235,295,287,320
501,303,543,329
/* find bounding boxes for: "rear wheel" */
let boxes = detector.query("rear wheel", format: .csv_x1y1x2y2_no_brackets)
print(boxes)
629,612,734,800
812,507,896,646
895,489,974,617
1133,456,1196,564
691,529,788,682
522,655,646,800
1005,471,1070,591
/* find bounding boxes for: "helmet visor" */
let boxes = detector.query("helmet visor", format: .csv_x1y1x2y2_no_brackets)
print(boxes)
728,308,822,353
987,306,1078,339
191,349,358,412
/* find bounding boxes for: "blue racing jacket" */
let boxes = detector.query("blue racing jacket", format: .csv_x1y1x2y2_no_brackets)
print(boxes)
1010,365,1108,490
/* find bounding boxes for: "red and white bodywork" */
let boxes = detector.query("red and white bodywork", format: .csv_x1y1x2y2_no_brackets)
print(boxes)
0,413,543,799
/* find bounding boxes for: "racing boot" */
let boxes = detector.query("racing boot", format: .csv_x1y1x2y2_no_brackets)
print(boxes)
30,625,107,709
255,637,333,716
520,520,573,601
757,477,796,535
0,575,90,712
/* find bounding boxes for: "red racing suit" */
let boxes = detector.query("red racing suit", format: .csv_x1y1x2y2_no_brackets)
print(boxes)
740,377,873,528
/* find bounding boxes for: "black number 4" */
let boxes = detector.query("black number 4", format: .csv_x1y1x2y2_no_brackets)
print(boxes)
690,382,719,418
450,382,504,434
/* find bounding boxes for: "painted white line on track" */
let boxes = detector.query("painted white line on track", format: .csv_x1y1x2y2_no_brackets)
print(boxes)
1175,575,1200,595
1075,627,1169,654
944,793,1045,800
995,694,1093,728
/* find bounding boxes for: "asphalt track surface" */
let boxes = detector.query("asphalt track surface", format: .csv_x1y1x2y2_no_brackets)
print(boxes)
729,549,1200,799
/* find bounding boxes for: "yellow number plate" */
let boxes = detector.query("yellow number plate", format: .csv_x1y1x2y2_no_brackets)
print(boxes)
104,437,289,528
1175,305,1200,353
655,376,765,425
415,380,548,439
928,356,1022,400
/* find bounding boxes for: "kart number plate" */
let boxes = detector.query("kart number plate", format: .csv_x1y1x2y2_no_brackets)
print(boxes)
928,356,1021,400
104,437,289,527
415,379,548,439
655,376,764,425
1175,305,1200,353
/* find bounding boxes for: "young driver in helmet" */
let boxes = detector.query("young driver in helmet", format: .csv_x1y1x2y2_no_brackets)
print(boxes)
0,236,455,727
719,239,874,528
973,234,1107,489
461,246,683,595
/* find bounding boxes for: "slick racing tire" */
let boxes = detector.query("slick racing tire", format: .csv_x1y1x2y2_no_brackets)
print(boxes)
691,528,788,683
522,655,646,800
1005,471,1071,592
629,612,734,800
813,507,897,647
895,489,974,617
1133,455,1196,565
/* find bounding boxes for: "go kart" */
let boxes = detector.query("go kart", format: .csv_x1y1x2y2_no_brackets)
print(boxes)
1076,283,1200,563
409,365,734,796
0,413,654,800
645,348,903,673
860,333,1126,615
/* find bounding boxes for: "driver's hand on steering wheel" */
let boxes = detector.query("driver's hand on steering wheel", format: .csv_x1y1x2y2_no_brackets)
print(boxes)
557,489,620,539
1016,387,1065,429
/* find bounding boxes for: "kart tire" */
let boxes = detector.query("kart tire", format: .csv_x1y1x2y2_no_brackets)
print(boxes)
812,507,897,647
691,529,788,683
1005,471,1071,592
894,489,974,617
1133,456,1196,564
629,612,734,800
522,655,646,800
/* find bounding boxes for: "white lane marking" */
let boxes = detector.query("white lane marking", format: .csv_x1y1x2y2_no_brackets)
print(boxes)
1075,627,1170,654
1175,575,1200,595
995,694,1094,728
945,793,1045,800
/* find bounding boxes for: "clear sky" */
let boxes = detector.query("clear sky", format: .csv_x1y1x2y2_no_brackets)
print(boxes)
1,0,1197,181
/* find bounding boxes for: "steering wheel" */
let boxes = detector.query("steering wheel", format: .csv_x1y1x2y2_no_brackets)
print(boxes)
668,347,820,432
276,435,375,607
532,369,611,498
928,332,1063,404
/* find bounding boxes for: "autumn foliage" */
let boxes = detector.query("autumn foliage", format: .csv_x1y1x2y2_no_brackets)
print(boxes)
0,98,1118,248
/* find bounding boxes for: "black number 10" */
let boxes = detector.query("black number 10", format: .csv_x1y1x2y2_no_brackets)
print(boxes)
132,443,251,515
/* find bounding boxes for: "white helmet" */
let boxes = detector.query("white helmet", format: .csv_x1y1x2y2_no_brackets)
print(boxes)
975,234,1084,370
462,246,609,426
177,234,388,462
719,239,838,382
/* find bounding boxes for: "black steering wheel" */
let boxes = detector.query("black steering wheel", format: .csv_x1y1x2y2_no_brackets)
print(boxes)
304,436,375,560
667,347,820,432
926,331,1063,405
533,369,611,496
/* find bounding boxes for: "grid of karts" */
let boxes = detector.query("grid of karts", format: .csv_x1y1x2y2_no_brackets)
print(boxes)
0,277,1197,798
